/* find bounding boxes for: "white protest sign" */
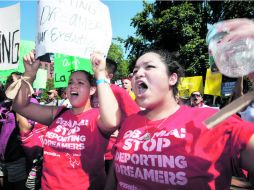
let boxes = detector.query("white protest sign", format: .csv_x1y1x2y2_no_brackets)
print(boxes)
36,0,112,59
0,3,20,70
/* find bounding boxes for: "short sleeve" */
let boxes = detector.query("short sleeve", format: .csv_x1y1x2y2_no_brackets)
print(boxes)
228,115,254,155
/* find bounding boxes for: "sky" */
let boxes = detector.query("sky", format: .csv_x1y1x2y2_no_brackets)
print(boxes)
0,0,145,41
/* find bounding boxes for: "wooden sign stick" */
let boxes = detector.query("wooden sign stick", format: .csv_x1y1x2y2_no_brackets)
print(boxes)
204,90,254,129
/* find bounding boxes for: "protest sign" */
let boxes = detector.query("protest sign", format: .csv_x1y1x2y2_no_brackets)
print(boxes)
178,76,203,97
0,3,20,70
221,82,236,96
204,68,222,96
18,40,35,73
54,53,93,88
33,68,47,89
0,70,11,84
0,40,35,84
36,0,112,59
205,91,254,129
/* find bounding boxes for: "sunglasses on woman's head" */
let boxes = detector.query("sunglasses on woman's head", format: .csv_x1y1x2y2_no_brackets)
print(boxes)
191,94,201,97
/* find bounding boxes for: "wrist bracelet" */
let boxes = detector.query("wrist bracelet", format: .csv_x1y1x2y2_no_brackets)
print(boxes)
96,79,110,85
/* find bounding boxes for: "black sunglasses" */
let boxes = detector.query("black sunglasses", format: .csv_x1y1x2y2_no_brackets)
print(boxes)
191,94,201,97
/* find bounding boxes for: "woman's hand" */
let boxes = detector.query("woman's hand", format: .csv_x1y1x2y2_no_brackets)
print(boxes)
218,18,254,43
23,50,40,80
90,52,107,79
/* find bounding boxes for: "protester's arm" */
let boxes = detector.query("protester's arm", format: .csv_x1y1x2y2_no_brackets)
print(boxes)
91,53,121,131
218,18,254,83
240,134,254,173
12,50,58,126
104,160,117,190
216,19,254,171
16,113,33,133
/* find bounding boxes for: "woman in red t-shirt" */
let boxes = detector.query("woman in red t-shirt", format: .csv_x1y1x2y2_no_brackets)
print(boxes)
10,51,121,190
106,47,254,189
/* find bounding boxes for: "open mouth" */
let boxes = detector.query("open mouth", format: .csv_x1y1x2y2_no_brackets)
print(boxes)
70,91,79,97
136,81,148,96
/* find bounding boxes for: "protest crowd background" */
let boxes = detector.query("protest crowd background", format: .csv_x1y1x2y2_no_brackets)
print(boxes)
1,1,254,190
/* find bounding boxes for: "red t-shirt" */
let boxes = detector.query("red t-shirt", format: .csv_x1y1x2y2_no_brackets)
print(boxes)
110,84,140,119
105,84,140,160
114,106,254,190
20,122,46,161
41,108,109,190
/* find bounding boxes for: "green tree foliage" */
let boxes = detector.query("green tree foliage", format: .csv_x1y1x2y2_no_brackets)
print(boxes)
107,39,130,81
40,78,55,102
208,1,254,23
124,0,254,78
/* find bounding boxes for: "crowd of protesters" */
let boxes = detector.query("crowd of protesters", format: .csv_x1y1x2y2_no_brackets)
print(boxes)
1,18,254,190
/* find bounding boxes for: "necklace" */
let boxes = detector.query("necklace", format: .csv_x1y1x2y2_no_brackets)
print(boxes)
141,116,169,141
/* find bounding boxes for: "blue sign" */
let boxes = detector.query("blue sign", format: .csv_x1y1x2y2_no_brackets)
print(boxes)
221,82,236,96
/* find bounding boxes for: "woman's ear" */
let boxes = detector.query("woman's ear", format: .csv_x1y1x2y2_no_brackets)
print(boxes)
168,73,178,86
90,86,97,96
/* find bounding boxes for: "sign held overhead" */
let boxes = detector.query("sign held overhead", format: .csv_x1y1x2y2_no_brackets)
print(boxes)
0,3,20,70
36,0,112,59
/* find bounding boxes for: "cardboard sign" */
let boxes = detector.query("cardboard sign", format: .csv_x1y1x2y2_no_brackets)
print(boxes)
33,68,47,89
36,0,112,59
54,53,93,88
178,76,203,97
0,3,20,70
204,68,222,96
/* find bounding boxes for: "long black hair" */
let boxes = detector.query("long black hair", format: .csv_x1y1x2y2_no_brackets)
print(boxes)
5,72,22,91
142,50,184,96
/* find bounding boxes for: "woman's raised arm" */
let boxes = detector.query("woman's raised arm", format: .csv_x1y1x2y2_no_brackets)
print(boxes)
12,50,58,126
